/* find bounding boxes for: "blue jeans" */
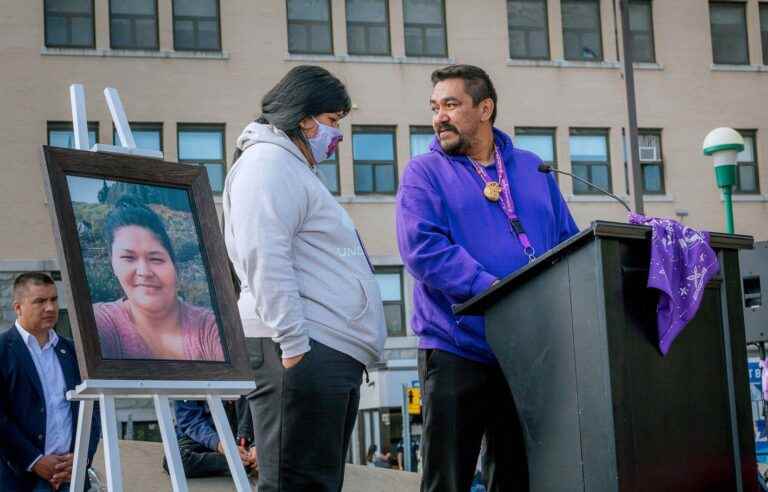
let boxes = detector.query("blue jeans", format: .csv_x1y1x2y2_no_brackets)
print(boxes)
33,478,70,492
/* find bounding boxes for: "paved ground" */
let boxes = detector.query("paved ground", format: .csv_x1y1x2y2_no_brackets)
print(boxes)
91,441,421,491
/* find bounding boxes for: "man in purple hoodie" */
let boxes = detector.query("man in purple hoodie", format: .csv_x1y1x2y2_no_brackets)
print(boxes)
396,65,578,491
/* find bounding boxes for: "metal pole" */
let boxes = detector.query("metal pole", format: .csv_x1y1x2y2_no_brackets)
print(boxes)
722,187,735,234
619,0,644,214
99,394,124,492
69,84,89,151
153,395,189,492
401,385,412,472
206,395,252,491
69,399,94,492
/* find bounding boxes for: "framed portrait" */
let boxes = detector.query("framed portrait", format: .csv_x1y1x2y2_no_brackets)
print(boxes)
40,146,251,381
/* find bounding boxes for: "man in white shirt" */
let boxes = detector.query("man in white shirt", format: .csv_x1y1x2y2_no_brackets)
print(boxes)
0,272,100,492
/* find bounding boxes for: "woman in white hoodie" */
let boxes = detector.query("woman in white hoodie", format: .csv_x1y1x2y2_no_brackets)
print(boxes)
223,65,386,492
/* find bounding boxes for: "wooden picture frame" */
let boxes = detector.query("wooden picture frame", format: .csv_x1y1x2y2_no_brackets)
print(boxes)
40,146,252,381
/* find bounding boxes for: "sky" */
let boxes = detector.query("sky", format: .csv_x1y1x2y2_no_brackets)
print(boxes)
67,175,114,204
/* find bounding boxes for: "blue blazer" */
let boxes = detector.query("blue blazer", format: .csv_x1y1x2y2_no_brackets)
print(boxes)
0,326,101,491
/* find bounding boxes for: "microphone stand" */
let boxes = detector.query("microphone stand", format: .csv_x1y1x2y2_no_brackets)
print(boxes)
538,164,632,213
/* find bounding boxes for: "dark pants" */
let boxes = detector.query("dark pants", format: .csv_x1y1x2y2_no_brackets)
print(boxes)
236,395,253,446
247,338,363,492
163,434,229,478
162,399,247,479
418,349,529,492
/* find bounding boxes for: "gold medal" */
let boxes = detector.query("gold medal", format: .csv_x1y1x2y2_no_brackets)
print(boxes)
483,182,501,202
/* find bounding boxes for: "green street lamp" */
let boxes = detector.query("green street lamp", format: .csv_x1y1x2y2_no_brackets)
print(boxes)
703,127,744,234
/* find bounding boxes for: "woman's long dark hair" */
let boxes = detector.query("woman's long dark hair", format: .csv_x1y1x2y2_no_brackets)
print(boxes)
226,66,350,295
232,65,351,163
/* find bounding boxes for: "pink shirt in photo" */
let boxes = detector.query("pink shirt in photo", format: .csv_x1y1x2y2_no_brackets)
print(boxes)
94,299,225,361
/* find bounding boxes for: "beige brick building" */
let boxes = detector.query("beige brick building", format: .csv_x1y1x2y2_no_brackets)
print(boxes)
1,0,766,464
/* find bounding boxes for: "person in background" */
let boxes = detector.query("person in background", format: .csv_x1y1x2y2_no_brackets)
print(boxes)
373,448,391,469
0,272,101,491
391,441,404,471
365,445,378,468
760,355,768,422
223,65,386,491
164,400,256,478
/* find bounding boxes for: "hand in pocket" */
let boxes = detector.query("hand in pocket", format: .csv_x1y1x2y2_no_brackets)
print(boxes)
282,353,304,369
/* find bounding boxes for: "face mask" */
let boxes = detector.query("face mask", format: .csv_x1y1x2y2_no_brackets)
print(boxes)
307,117,343,163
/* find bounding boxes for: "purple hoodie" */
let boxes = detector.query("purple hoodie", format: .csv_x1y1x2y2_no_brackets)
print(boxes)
396,128,578,364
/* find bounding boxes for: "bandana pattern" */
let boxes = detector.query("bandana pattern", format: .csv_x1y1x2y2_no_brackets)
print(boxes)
628,213,720,355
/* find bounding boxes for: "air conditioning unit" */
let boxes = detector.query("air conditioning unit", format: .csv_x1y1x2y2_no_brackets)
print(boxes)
639,146,658,161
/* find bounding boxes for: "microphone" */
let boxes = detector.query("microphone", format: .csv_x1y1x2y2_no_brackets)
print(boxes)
538,164,632,213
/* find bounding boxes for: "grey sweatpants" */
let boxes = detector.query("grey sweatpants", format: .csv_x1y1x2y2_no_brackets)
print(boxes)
247,338,363,492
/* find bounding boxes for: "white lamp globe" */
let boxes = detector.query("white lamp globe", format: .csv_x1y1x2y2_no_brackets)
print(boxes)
703,127,742,233
702,127,744,167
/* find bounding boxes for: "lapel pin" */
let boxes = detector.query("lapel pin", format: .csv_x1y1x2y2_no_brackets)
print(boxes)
60,349,67,355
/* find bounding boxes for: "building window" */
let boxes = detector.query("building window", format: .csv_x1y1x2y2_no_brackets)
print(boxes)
177,124,226,193
710,2,749,65
173,0,221,51
112,123,163,151
110,0,159,50
761,3,768,65
318,151,340,195
44,0,95,48
622,130,664,194
346,0,390,56
47,121,99,149
637,130,664,194
561,0,603,61
403,0,447,57
507,0,550,60
375,267,406,337
514,128,557,169
569,129,611,194
353,126,397,194
627,0,655,63
287,0,333,55
736,131,760,194
409,126,434,157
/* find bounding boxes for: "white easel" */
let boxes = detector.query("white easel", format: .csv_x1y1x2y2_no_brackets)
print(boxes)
68,380,255,492
65,85,256,492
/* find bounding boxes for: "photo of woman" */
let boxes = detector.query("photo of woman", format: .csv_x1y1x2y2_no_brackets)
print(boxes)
66,175,225,362
93,196,224,361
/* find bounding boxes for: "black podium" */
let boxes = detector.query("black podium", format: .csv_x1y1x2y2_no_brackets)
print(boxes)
455,221,757,492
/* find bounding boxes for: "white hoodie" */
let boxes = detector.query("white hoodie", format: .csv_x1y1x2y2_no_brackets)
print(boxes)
223,122,386,366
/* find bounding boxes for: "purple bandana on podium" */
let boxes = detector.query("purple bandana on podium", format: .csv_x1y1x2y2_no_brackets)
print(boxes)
628,213,720,355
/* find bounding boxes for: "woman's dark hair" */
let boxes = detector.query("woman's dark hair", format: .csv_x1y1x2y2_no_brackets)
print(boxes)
233,65,351,163
103,195,176,265
431,64,498,124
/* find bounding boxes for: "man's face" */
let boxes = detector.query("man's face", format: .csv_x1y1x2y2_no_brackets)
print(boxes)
430,78,490,155
13,283,59,333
